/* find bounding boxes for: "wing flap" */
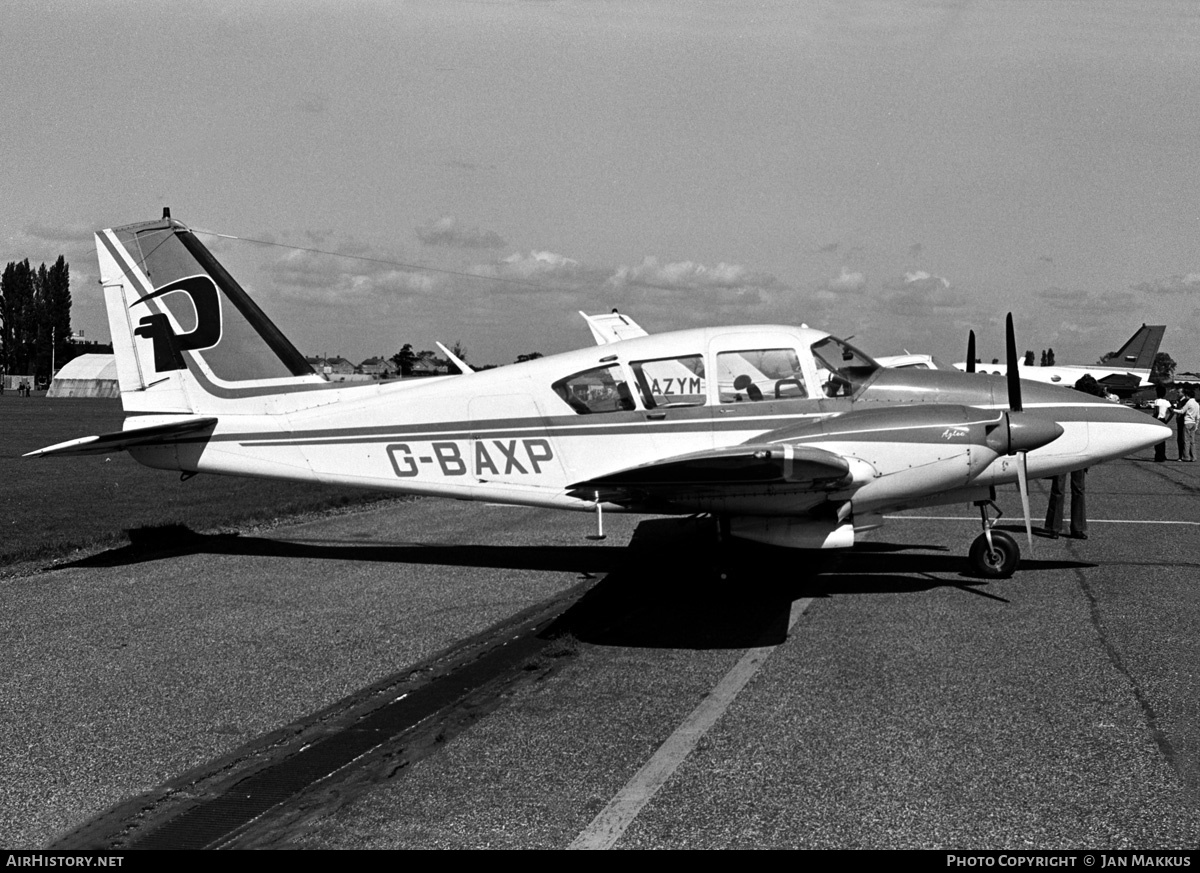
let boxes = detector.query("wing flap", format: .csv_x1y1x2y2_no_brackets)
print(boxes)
569,443,850,499
24,417,218,458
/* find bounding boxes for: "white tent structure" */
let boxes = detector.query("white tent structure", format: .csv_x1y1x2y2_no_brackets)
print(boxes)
47,354,119,398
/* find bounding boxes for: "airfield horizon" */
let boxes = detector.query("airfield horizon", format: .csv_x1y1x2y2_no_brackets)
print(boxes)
1,394,402,570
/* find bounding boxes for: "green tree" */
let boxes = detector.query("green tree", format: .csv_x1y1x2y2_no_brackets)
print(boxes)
391,343,416,376
1,256,70,380
446,340,469,375
1,260,37,375
1150,351,1177,384
44,256,72,374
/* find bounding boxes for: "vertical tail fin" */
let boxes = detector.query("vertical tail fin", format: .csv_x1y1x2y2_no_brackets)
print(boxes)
97,213,326,413
1101,324,1166,371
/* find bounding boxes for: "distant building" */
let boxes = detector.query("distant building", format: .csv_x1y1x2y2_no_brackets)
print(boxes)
409,357,449,377
359,356,398,377
323,356,355,375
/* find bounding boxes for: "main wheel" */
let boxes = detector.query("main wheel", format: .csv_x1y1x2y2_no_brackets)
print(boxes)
969,530,1020,578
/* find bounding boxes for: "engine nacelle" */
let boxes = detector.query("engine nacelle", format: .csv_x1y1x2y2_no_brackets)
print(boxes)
729,516,855,549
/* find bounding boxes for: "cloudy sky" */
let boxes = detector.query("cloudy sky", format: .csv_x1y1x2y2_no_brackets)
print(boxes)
2,0,1198,369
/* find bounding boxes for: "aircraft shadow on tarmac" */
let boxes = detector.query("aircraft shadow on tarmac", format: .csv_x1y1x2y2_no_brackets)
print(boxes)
62,517,1094,652
541,517,1097,651
59,522,629,575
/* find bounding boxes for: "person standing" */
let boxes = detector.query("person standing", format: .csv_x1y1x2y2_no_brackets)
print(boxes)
1170,385,1187,460
1045,469,1087,539
1044,375,1107,540
1152,384,1172,462
1174,386,1199,462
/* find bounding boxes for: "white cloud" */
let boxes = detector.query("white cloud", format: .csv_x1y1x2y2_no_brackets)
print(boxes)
824,266,866,294
608,256,775,292
498,250,581,278
879,270,964,315
902,270,950,291
267,248,441,303
1132,273,1200,295
416,216,507,249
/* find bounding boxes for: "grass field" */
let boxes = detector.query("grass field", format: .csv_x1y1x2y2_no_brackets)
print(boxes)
1,394,402,567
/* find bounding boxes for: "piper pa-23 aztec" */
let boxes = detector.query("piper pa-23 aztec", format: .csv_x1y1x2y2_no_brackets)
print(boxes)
28,212,1171,578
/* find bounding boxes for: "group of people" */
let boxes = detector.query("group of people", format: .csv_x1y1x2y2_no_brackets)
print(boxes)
1152,383,1198,463
1043,377,1197,541
0,379,35,397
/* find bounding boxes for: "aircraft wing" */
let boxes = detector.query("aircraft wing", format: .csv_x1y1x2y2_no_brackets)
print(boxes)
24,417,218,458
579,310,649,345
568,443,851,504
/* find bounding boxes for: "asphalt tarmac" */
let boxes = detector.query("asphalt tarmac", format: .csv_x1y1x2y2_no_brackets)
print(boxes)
2,454,1197,850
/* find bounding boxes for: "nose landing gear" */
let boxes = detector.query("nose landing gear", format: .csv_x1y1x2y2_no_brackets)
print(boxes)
969,499,1020,578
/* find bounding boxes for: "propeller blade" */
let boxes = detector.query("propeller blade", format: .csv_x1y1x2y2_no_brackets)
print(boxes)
966,330,976,373
1016,449,1034,551
1005,312,1022,412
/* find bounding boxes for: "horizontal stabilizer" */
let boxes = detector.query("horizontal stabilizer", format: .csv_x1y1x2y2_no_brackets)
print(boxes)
24,417,218,458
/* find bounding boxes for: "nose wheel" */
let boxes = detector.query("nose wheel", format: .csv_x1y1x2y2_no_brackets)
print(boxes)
969,499,1020,578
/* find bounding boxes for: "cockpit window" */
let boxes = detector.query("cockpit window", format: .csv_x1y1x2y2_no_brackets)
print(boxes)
811,336,879,398
552,364,637,414
717,349,806,402
629,354,706,409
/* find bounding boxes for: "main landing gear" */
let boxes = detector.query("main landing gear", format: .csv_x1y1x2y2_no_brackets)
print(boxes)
969,499,1019,578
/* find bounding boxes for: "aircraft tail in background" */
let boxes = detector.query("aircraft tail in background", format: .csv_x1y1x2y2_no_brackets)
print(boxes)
1100,323,1166,371
96,210,327,415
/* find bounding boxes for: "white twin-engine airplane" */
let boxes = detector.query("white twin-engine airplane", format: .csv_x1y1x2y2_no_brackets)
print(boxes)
28,213,1171,578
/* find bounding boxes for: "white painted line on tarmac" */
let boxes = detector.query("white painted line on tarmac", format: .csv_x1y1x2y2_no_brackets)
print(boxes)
888,515,1200,526
569,596,813,850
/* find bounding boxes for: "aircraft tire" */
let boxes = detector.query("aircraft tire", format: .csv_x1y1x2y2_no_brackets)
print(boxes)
969,530,1020,578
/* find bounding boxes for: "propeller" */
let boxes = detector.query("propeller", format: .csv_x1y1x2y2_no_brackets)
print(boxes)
1003,313,1032,548
966,330,976,374
977,315,1063,550
1005,313,1022,414
1003,313,1053,550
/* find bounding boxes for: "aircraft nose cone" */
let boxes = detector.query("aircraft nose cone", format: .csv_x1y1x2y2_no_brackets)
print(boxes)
1085,405,1174,462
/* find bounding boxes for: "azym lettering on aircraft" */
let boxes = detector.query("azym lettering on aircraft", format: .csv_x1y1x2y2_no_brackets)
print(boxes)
27,212,1171,578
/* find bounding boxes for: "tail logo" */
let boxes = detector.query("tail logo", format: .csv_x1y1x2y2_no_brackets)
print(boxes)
131,275,222,372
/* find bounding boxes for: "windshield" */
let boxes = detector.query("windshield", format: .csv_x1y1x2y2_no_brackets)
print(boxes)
810,336,880,397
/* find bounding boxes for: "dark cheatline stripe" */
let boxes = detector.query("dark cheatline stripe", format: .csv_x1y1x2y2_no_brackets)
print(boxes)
176,401,1132,451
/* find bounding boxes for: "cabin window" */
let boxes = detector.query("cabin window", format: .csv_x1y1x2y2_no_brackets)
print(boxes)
811,336,879,397
717,348,806,402
629,354,707,409
551,364,637,414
